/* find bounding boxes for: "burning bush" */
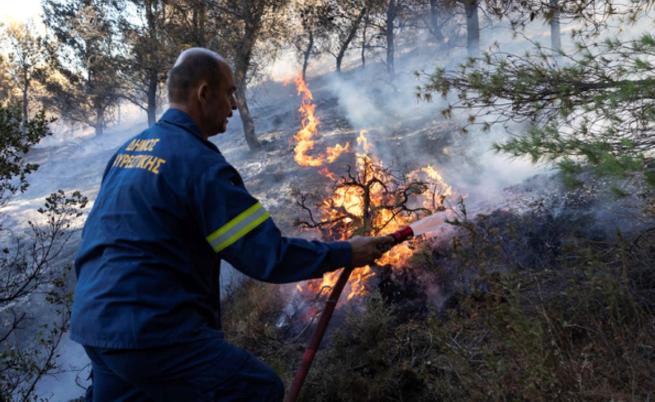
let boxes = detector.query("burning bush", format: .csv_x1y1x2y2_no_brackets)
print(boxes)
291,153,450,305
289,74,453,301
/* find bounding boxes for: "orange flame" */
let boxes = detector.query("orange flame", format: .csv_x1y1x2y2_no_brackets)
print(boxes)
318,130,452,297
356,129,372,153
408,165,454,210
293,75,349,166
292,82,453,301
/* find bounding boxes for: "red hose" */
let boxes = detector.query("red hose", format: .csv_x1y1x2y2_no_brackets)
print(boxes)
285,226,414,402
285,266,353,402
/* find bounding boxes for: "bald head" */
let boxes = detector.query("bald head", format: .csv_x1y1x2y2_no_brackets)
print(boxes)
166,48,238,139
167,48,227,103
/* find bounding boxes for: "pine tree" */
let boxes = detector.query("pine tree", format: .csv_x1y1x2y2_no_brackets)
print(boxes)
328,0,368,73
419,5,655,185
293,0,334,80
0,56,12,105
1,22,47,131
116,0,178,125
43,0,122,135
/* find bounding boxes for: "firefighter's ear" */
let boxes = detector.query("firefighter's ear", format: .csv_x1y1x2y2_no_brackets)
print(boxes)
196,81,209,104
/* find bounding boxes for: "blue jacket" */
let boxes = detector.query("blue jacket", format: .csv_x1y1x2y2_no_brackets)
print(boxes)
70,109,351,349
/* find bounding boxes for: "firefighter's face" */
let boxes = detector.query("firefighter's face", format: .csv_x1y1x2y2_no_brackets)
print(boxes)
199,62,237,137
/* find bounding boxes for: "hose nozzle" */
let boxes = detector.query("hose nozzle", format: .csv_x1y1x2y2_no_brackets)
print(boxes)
390,226,414,244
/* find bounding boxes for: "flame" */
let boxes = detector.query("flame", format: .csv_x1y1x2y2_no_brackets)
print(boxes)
347,265,375,300
326,143,351,163
292,81,453,301
408,165,454,210
318,167,337,181
299,264,376,301
293,75,349,167
317,130,451,295
356,129,372,153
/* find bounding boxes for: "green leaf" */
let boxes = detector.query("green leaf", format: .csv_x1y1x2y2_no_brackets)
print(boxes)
645,171,655,187
610,186,630,197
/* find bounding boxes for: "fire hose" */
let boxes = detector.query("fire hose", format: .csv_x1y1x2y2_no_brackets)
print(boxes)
285,226,415,402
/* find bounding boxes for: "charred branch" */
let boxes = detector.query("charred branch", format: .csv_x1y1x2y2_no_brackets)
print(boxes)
296,158,445,239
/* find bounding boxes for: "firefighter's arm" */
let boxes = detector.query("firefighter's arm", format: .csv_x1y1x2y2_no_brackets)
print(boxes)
195,163,390,283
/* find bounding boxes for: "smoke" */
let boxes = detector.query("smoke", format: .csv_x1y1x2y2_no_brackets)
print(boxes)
312,25,551,212
269,49,298,83
324,75,388,131
0,102,148,235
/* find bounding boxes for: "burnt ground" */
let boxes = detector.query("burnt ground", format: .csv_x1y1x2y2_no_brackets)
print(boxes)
224,163,655,401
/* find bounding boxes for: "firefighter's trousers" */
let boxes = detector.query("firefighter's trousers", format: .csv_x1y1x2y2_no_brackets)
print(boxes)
82,333,284,402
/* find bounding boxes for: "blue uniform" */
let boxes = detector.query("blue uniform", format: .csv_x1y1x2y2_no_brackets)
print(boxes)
71,109,351,401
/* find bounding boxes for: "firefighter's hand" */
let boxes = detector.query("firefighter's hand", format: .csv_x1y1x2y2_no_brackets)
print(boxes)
348,236,395,267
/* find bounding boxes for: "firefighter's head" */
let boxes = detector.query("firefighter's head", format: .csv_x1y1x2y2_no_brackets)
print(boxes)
167,48,237,138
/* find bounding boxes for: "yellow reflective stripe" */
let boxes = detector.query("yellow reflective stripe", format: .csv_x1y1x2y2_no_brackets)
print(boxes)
206,202,270,253
207,203,262,243
212,210,270,253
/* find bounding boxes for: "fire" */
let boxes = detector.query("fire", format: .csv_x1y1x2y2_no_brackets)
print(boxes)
408,165,454,210
326,143,351,163
356,129,372,153
293,75,349,167
318,167,337,181
291,80,453,301
347,265,375,300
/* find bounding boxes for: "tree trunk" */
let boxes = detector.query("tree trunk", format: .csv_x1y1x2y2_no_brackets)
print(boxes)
234,30,261,151
429,0,445,43
386,0,397,78
336,8,366,74
20,74,29,133
464,0,480,57
361,11,369,68
336,51,344,73
235,83,259,151
95,107,105,136
550,0,561,51
192,0,207,46
145,0,158,126
302,30,314,81
146,71,157,126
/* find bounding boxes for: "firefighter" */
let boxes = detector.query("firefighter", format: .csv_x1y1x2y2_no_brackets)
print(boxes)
71,47,393,402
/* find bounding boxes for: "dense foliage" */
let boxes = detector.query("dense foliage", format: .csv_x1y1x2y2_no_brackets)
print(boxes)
0,106,51,203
